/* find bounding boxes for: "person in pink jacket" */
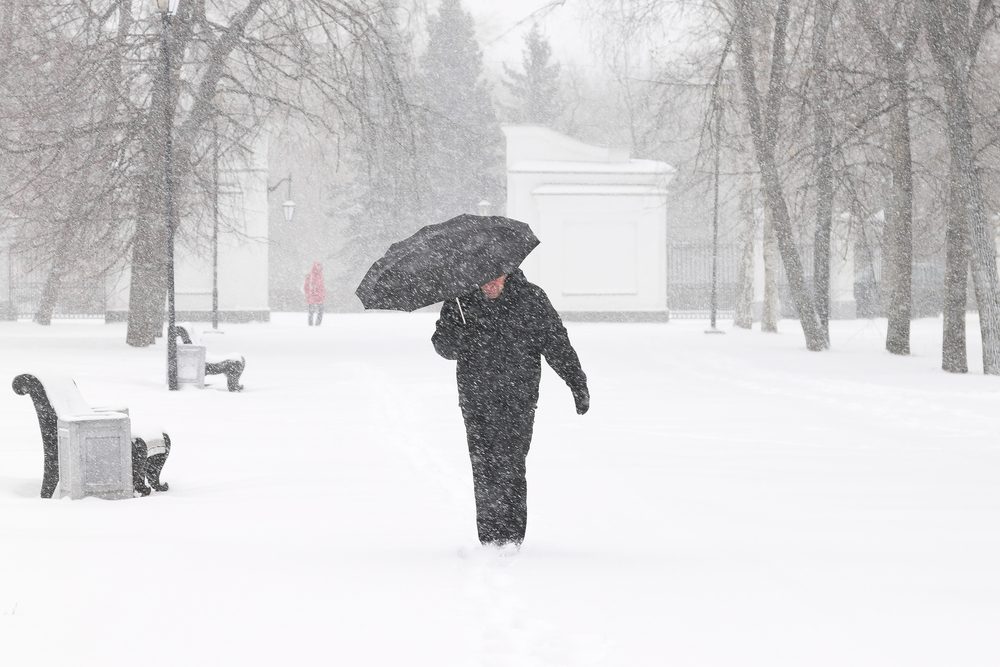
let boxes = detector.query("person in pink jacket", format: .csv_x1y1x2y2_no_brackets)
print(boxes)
303,261,326,326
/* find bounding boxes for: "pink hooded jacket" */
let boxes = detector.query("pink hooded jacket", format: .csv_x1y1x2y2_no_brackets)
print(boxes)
304,262,326,305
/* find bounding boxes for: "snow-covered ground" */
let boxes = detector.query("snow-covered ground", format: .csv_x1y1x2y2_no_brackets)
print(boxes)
1,314,998,666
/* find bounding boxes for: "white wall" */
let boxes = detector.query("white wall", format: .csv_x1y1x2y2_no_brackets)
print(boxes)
0,228,11,318
106,135,270,319
504,125,674,316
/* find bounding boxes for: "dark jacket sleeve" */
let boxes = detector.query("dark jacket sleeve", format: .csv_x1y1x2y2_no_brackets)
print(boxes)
537,290,587,392
432,299,466,360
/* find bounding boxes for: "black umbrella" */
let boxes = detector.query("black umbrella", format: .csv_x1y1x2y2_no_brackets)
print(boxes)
355,213,539,314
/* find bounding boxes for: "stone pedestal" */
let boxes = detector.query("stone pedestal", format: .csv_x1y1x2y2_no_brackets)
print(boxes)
57,413,132,500
830,233,857,319
177,343,207,388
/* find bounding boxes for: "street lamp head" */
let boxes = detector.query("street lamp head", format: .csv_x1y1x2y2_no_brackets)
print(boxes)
283,199,295,224
155,0,180,15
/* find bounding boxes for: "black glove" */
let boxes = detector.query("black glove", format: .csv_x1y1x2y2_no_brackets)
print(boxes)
572,385,590,415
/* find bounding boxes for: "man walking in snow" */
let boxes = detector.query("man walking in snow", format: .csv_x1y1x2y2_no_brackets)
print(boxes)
432,269,589,548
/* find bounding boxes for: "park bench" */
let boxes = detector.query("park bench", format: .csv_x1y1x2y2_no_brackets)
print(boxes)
12,374,170,499
176,325,246,392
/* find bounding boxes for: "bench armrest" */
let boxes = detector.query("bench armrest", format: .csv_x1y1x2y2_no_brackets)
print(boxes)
92,406,130,416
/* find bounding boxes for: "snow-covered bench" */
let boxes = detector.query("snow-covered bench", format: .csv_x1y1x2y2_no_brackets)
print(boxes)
176,325,246,392
12,374,171,499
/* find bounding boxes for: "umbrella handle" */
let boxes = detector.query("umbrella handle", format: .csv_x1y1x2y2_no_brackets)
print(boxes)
456,298,466,324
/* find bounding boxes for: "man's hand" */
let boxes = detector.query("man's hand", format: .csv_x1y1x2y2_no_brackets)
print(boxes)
572,386,590,415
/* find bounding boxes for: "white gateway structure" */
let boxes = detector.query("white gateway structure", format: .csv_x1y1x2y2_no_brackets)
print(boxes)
105,136,270,322
503,125,675,321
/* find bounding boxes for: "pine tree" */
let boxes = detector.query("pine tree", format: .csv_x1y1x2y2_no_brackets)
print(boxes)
333,1,423,310
418,0,504,221
502,23,563,126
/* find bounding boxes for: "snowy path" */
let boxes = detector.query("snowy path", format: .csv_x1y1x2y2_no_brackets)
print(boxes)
1,315,998,666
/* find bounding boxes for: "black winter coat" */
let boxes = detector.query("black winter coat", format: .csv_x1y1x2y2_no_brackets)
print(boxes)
432,270,587,413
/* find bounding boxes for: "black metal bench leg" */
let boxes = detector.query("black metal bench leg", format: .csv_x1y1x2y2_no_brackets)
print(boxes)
133,434,170,493
13,374,62,498
225,358,245,392
205,358,245,392
131,439,151,496
41,441,59,499
145,434,170,492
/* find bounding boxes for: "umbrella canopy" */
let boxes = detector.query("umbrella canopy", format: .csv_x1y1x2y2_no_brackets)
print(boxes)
356,214,539,311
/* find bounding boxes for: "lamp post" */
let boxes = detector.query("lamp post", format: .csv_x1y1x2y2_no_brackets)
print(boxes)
709,94,721,330
269,174,296,225
706,70,728,335
156,0,180,389
212,116,219,329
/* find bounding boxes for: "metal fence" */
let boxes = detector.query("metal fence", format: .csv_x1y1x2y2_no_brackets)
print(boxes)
668,240,949,319
667,241,740,319
6,250,106,319
854,257,946,319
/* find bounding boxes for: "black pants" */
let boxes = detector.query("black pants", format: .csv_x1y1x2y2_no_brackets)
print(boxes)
308,304,324,326
462,406,536,546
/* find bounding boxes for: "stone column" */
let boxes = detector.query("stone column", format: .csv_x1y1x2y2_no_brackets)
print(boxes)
829,216,857,319
0,243,13,320
752,207,765,321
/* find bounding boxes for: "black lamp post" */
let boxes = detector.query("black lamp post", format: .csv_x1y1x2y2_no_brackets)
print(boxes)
212,116,220,329
156,0,181,389
269,174,296,225
708,91,722,331
706,71,727,335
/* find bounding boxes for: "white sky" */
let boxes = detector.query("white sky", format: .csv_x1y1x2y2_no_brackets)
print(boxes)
431,0,703,81
446,0,598,72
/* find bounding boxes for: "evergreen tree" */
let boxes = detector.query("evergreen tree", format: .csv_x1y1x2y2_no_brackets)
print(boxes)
502,23,563,126
418,0,504,221
332,1,424,310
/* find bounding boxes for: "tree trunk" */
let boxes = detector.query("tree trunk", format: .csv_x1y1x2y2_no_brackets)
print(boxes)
33,222,77,326
946,88,1000,373
734,0,827,350
812,0,834,340
763,210,781,332
126,204,168,347
884,59,914,355
127,14,171,348
126,0,266,347
734,178,755,329
33,267,60,326
943,158,969,373
924,0,1000,373
851,0,919,354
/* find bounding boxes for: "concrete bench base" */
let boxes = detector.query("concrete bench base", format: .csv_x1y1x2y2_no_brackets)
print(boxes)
177,326,245,392
12,374,171,499
131,433,172,496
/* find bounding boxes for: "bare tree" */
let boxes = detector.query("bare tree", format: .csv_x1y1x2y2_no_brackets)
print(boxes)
118,0,410,346
851,0,921,356
733,170,756,329
733,0,828,350
0,1,135,324
923,0,1000,374
0,1,412,341
762,207,781,331
812,0,837,338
